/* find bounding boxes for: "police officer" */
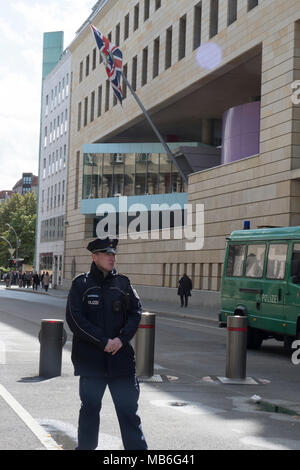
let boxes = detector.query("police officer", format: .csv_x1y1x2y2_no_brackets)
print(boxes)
66,237,148,450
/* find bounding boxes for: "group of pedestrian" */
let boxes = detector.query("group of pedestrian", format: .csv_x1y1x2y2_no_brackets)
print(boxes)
2,270,51,292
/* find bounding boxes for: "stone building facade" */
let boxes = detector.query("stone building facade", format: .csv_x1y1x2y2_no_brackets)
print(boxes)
63,0,300,304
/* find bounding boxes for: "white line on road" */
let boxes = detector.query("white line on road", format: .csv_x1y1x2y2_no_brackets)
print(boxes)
0,384,60,450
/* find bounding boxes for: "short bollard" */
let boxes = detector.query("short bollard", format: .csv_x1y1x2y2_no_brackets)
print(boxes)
226,316,248,379
39,319,65,379
133,312,156,378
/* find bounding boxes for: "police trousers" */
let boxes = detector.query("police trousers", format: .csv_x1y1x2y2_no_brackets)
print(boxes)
77,375,148,450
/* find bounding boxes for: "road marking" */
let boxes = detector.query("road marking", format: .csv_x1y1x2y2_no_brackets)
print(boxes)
0,384,60,450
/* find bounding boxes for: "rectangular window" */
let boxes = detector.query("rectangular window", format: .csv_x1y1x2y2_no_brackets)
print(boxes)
132,56,137,91
144,0,150,21
74,151,80,210
165,27,172,69
142,47,148,86
266,244,288,280
86,54,90,77
115,23,120,46
226,245,246,277
124,13,130,40
245,244,266,278
79,61,83,82
228,0,237,25
90,91,95,122
178,14,187,61
153,37,160,78
97,85,102,117
134,4,139,31
84,97,88,126
92,48,97,70
209,0,219,38
123,64,128,99
248,0,258,11
193,2,202,50
105,80,110,111
77,102,81,131
155,0,161,10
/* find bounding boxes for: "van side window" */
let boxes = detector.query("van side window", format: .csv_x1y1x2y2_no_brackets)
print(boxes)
245,244,266,278
291,243,300,282
266,244,288,280
226,244,246,277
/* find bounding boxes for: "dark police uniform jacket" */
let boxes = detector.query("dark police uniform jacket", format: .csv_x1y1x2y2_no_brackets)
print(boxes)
66,262,142,377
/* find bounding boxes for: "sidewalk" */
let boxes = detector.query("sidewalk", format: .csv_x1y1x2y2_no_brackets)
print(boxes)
4,285,218,324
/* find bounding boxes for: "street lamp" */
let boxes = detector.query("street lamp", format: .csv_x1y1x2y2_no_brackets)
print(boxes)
5,223,20,259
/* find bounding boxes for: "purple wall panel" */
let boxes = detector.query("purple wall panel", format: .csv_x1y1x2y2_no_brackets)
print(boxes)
221,101,261,164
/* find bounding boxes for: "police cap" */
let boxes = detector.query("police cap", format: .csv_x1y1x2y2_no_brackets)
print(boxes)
87,237,118,254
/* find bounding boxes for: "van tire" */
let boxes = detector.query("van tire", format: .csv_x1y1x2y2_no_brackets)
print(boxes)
247,326,263,350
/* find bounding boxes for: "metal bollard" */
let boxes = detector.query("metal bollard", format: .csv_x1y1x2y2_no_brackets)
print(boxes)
133,312,156,378
39,319,65,379
226,316,248,379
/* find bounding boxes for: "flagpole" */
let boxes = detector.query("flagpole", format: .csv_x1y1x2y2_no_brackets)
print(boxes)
121,72,188,184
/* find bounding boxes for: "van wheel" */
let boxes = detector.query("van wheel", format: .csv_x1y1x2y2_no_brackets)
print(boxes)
247,326,263,350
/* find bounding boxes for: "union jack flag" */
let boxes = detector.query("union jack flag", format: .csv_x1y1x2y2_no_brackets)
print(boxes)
90,24,123,105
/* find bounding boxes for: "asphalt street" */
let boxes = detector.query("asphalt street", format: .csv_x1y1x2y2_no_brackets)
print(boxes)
1,285,300,452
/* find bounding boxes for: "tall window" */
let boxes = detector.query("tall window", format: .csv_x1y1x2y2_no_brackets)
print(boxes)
115,23,120,46
142,47,148,86
132,56,138,91
97,85,102,117
123,64,128,99
209,0,219,38
178,14,187,61
105,80,110,111
90,91,95,122
165,27,172,70
193,2,202,50
84,97,88,126
124,13,130,40
144,0,150,21
248,0,258,11
134,4,139,31
228,0,237,25
153,37,160,78
77,102,82,131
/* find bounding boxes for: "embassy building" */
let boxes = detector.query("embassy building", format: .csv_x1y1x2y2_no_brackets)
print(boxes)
62,0,300,309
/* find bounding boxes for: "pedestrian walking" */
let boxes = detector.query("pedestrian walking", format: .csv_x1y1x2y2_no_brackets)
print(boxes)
177,273,193,307
66,237,148,451
32,272,39,290
43,272,50,292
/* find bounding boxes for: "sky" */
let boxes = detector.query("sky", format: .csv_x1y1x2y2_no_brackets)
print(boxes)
0,0,96,191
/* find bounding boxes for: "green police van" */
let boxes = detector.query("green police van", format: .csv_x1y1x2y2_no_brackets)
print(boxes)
219,226,300,350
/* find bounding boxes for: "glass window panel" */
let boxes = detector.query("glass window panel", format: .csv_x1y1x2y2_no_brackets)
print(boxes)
135,153,147,195
266,244,287,280
159,153,171,193
147,153,159,194
102,153,113,198
245,244,266,278
226,244,246,277
111,154,124,196
124,153,135,196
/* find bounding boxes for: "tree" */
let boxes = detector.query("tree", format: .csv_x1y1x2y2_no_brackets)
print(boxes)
0,192,37,267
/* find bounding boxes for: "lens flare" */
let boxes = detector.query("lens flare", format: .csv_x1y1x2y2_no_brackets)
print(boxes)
196,42,222,70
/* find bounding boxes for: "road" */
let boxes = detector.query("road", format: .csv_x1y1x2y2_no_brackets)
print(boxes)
1,285,300,451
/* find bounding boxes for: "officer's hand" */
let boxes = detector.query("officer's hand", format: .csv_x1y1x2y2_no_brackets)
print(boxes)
104,339,115,353
111,337,123,355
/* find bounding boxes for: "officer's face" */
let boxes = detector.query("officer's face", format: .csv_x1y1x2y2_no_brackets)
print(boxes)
92,252,116,273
